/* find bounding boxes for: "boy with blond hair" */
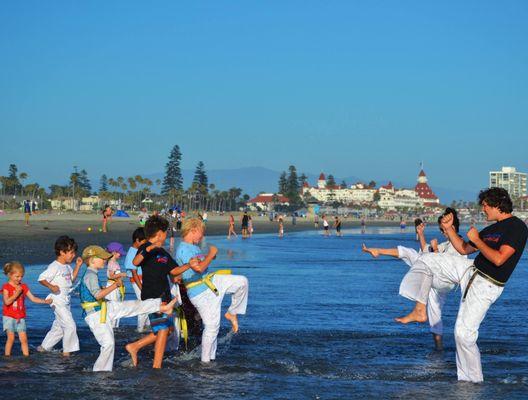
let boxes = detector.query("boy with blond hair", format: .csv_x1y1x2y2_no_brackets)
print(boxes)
176,217,249,363
79,245,177,372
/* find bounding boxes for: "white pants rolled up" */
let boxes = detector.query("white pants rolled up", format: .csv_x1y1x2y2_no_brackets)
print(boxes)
41,301,80,353
85,298,161,372
190,274,249,363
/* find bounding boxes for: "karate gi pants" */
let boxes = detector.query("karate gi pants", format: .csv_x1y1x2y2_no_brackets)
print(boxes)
189,274,248,362
401,252,504,382
41,301,80,353
131,282,150,332
85,298,161,371
397,246,455,335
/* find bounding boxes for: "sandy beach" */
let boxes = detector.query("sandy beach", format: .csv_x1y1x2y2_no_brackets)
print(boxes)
0,211,402,264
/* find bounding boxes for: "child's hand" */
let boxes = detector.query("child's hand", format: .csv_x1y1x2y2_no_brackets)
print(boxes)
208,245,218,258
189,258,199,268
119,272,128,278
45,298,53,305
75,257,83,268
50,285,61,294
115,278,124,287
14,285,23,297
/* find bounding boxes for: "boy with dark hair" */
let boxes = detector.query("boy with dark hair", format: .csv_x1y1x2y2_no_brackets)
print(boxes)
392,188,527,382
125,215,195,369
37,236,82,356
124,227,149,332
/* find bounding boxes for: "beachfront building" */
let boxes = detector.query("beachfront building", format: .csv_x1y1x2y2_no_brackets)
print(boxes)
246,193,290,211
79,195,101,211
377,182,422,210
414,169,440,207
50,198,79,211
301,174,376,205
489,167,527,199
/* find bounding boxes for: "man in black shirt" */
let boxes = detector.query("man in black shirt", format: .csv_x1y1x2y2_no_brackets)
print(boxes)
395,188,527,382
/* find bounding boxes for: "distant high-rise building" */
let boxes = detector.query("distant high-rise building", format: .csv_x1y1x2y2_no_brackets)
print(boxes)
489,167,527,198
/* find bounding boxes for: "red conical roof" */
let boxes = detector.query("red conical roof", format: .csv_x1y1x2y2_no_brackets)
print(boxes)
318,173,326,180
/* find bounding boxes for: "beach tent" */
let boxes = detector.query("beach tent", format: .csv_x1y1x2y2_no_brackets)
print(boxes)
114,210,130,218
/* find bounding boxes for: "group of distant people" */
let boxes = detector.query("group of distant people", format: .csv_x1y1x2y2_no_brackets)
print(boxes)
3,215,249,372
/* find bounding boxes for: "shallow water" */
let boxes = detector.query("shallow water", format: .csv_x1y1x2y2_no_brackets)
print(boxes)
1,226,527,399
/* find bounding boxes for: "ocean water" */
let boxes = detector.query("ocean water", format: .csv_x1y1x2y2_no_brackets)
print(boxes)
1,226,527,399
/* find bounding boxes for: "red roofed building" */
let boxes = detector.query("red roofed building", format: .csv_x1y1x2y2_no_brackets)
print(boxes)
246,193,290,211
415,169,440,206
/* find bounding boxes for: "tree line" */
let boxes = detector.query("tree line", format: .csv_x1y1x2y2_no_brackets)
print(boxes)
0,145,247,212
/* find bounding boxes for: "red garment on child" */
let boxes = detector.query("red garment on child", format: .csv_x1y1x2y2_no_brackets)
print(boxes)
2,283,29,320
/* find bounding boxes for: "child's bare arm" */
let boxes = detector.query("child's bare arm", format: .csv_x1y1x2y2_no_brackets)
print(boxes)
3,287,22,306
108,271,127,280
71,257,84,282
38,279,60,294
131,269,142,289
94,279,122,300
189,247,218,273
133,244,158,266
26,290,52,304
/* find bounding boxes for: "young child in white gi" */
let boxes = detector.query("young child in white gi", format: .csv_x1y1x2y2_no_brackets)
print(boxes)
79,245,177,372
37,235,82,356
176,217,249,363
105,242,127,328
124,227,149,332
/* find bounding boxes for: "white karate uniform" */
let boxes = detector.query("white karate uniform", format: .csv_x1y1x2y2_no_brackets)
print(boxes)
131,281,150,332
105,260,124,328
85,299,161,371
403,252,503,382
167,282,183,351
398,242,465,336
190,274,248,362
39,260,80,353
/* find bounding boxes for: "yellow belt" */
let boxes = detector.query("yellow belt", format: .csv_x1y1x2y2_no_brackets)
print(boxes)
184,269,232,296
80,300,108,323
176,306,188,350
108,279,126,301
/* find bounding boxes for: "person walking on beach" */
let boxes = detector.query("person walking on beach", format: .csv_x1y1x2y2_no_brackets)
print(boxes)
314,213,319,229
278,215,284,238
241,212,249,239
322,215,330,236
38,236,82,356
23,200,31,226
228,214,237,239
334,216,342,237
102,205,112,233
361,218,366,234
378,188,527,382
3,262,52,356
248,214,254,237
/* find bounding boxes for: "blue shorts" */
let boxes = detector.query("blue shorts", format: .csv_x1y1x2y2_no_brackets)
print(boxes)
3,316,27,333
148,312,173,333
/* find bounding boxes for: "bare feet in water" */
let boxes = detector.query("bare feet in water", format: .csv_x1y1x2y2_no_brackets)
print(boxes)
362,243,379,258
125,344,138,367
395,303,427,324
224,312,239,333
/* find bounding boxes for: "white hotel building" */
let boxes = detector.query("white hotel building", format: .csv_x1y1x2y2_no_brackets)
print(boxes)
489,167,527,199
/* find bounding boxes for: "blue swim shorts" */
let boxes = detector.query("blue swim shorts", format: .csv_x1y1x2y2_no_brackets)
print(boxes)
3,316,27,333
148,312,173,333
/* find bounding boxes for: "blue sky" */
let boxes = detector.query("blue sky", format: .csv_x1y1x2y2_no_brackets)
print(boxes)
1,1,527,193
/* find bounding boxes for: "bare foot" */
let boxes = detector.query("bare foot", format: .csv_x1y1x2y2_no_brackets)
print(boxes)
62,352,70,357
224,312,239,333
160,298,178,315
125,344,138,367
362,243,379,258
394,307,428,324
433,334,443,351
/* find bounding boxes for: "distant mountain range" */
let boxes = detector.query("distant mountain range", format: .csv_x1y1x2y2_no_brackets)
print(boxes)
144,166,476,202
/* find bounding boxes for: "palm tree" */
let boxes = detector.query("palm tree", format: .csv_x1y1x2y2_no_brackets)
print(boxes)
19,172,28,196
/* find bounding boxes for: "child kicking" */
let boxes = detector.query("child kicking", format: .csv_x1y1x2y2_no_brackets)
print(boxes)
176,217,249,363
79,245,177,372
125,215,195,369
38,236,82,356
3,262,52,356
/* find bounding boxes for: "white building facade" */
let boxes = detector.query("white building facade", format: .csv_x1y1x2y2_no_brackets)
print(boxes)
489,167,527,198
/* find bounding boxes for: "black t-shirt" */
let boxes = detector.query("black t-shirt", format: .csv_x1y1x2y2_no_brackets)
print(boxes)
242,215,249,227
473,216,528,283
138,242,179,303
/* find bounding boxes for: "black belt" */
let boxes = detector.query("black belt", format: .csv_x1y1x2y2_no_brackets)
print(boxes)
462,267,505,301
